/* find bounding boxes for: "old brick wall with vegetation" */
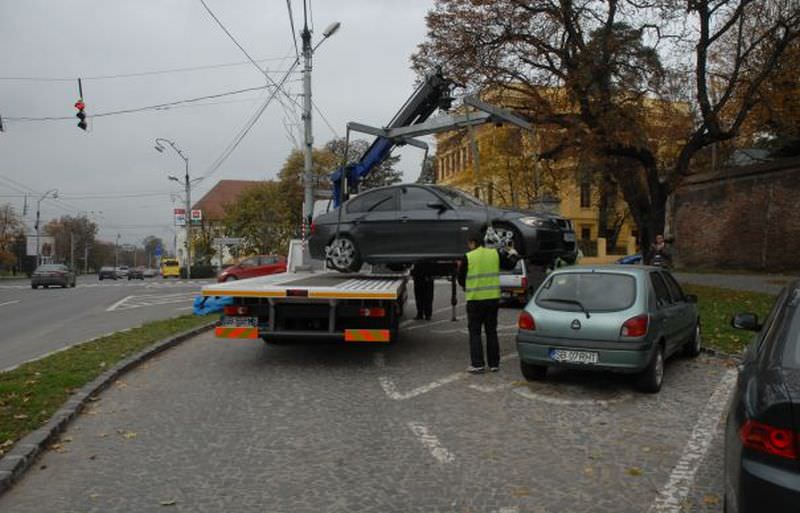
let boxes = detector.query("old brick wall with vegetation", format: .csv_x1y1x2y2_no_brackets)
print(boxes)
672,158,800,272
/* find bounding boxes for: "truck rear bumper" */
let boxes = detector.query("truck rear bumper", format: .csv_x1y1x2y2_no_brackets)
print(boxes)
215,327,393,343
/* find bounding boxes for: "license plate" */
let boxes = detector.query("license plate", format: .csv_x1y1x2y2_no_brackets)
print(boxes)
502,291,512,298
563,232,576,242
221,316,258,328
549,348,598,364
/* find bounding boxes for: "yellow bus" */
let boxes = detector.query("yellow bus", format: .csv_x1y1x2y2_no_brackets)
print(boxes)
160,258,181,279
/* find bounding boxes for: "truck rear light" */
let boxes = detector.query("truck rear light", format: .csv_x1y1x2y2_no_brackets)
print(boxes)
621,315,648,337
740,420,797,459
224,305,249,316
359,307,386,317
518,311,535,330
521,276,528,290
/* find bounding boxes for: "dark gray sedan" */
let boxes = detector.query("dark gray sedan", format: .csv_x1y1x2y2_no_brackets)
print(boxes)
31,264,76,289
309,184,577,273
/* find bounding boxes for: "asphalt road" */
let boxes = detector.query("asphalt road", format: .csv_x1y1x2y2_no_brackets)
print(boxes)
0,282,733,513
0,275,213,371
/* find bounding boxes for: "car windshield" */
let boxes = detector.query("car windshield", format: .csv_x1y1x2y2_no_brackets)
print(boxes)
163,260,178,266
430,186,484,208
536,272,636,312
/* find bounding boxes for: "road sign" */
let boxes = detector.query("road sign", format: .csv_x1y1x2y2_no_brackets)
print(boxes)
121,244,137,252
213,237,244,246
174,208,186,226
154,244,162,257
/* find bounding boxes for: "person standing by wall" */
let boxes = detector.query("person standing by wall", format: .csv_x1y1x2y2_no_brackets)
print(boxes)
457,237,518,373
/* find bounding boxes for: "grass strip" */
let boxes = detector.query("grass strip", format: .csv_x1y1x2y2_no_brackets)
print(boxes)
0,314,212,455
682,284,776,354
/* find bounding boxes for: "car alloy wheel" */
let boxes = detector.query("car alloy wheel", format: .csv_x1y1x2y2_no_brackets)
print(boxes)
485,225,517,250
326,237,361,273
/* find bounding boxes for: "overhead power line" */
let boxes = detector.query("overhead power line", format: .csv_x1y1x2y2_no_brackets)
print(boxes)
286,0,300,60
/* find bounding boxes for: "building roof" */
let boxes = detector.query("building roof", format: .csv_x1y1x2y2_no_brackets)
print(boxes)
192,179,262,221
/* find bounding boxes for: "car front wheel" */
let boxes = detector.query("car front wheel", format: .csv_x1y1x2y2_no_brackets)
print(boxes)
326,236,362,273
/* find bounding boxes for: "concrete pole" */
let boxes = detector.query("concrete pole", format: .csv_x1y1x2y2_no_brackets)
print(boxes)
300,23,314,268
185,158,192,280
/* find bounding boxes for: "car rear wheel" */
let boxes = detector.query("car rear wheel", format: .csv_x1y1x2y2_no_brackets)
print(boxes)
224,275,238,282
637,345,664,393
326,236,362,273
520,361,547,381
31,284,37,289
683,322,702,357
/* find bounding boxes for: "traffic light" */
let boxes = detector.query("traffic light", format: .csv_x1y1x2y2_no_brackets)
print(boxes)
74,99,87,131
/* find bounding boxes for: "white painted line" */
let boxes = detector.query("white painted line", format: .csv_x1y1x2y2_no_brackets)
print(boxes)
0,300,21,308
106,295,134,312
406,318,458,331
512,387,633,406
648,369,738,513
467,383,514,393
407,422,455,464
175,306,194,311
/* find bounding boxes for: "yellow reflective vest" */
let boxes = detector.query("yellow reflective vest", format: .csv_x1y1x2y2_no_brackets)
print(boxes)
465,247,501,301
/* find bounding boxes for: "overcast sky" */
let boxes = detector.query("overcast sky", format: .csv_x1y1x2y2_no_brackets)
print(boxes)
0,0,436,246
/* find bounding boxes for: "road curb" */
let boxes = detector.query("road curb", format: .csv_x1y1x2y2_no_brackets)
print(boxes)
701,346,741,361
0,320,216,497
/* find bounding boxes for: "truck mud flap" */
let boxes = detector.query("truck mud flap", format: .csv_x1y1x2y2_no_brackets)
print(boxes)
344,329,391,343
215,327,259,339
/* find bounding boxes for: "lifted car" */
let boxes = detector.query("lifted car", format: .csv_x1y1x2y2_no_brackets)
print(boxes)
310,184,576,273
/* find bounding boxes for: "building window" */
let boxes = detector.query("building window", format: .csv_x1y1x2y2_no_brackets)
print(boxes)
580,176,591,208
581,226,592,240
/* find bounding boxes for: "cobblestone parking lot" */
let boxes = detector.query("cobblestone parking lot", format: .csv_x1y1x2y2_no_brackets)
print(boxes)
0,286,735,513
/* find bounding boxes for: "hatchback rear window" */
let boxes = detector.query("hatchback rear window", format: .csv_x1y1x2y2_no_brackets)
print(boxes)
536,272,636,312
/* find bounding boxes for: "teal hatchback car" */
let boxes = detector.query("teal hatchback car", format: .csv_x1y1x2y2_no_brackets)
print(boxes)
516,265,701,393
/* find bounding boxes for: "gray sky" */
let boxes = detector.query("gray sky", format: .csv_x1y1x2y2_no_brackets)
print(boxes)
0,0,435,246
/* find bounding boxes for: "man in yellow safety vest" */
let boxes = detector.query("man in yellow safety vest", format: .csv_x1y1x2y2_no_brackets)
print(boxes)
457,236,519,373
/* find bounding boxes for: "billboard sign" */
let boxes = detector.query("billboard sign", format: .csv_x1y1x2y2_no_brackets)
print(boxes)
174,208,186,226
26,235,55,257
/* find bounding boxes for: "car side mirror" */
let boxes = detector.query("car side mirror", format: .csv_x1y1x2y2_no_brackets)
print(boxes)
427,202,448,211
685,294,697,304
731,312,760,331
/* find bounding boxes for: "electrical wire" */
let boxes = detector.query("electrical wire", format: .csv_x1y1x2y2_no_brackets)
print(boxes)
312,99,339,138
286,0,300,60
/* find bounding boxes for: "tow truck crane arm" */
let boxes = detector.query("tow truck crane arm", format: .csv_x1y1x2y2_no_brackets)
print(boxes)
330,70,453,206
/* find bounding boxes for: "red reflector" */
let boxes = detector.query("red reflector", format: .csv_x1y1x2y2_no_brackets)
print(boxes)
359,307,386,317
740,420,797,459
310,222,316,235
223,305,249,316
286,289,308,297
521,276,528,290
518,311,535,330
621,314,648,337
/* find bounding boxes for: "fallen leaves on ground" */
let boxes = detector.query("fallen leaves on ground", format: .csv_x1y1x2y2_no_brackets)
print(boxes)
627,467,643,476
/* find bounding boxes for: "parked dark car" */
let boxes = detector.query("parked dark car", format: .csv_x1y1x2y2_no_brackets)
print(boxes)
127,267,145,280
724,282,800,513
616,253,643,265
98,266,117,280
217,255,287,282
310,184,577,273
31,264,76,289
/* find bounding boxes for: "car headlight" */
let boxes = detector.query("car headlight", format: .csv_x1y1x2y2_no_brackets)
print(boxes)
518,217,549,228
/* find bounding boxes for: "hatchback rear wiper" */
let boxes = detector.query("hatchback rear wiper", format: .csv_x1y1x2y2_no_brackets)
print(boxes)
542,298,591,319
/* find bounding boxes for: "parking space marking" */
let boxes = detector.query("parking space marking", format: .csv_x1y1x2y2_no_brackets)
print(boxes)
0,299,20,308
466,383,514,393
512,386,633,407
649,368,737,513
106,295,133,312
407,422,455,464
379,353,518,401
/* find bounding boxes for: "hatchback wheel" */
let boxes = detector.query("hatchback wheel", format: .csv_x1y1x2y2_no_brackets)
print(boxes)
684,322,702,357
520,361,547,381
637,345,664,393
326,236,362,273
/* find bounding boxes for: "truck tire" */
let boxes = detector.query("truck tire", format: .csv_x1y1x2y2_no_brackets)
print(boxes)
326,236,362,273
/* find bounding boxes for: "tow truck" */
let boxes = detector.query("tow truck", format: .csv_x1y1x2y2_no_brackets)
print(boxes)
202,69,561,343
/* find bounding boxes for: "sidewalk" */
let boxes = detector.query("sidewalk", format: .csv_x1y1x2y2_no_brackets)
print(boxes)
674,271,797,295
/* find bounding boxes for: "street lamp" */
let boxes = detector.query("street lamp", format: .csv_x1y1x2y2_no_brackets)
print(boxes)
298,18,340,270
78,210,102,274
35,188,58,267
155,137,195,280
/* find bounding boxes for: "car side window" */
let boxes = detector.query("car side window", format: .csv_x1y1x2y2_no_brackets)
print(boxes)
756,288,790,353
661,272,685,302
400,187,440,211
649,272,672,308
347,190,396,213
240,257,258,268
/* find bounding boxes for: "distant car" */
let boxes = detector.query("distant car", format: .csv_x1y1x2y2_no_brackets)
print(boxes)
98,266,117,280
724,281,800,513
127,267,144,280
31,264,76,289
500,260,544,305
309,184,577,273
116,265,130,278
616,253,643,265
217,255,287,282
161,259,180,279
516,265,701,393
142,267,158,278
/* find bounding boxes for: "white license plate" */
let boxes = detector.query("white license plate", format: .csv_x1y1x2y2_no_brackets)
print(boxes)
563,232,576,242
549,349,598,364
501,291,512,298
222,316,258,328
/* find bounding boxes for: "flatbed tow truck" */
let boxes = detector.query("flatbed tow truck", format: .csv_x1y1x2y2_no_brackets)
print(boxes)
203,69,553,344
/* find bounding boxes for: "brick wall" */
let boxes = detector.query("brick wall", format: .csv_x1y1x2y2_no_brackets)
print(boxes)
672,158,800,272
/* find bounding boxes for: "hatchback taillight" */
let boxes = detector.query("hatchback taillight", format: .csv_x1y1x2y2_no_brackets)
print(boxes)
621,315,648,337
740,420,797,459
521,276,528,290
223,305,249,316
518,311,535,330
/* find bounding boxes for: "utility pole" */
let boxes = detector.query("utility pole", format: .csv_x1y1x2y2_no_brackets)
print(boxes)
84,243,89,274
115,233,120,269
300,7,314,270
35,189,58,267
155,138,192,279
70,232,75,269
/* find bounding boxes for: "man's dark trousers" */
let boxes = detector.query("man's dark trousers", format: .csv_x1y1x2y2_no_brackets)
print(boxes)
414,275,434,319
467,298,500,368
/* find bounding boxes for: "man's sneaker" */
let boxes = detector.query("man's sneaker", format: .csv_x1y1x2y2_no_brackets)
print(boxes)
489,366,499,372
467,366,486,374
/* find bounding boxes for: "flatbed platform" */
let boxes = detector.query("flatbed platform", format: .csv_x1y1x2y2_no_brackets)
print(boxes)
202,271,407,301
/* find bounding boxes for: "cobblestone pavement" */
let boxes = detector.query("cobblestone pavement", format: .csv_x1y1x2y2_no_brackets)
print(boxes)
0,287,733,513
674,271,796,295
